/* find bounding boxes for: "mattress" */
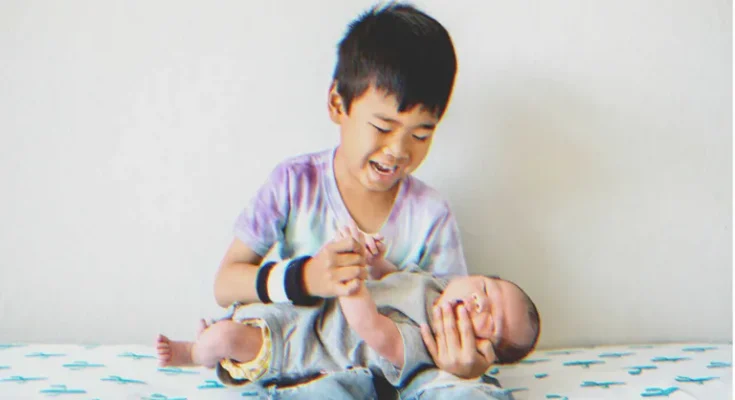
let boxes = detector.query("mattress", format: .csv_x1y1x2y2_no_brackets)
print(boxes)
0,342,731,399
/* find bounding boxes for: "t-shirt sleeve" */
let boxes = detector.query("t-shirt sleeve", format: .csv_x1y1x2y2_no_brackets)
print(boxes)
373,321,435,387
232,163,291,256
417,206,469,278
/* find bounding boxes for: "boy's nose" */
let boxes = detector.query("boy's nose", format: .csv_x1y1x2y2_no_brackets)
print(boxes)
383,141,409,163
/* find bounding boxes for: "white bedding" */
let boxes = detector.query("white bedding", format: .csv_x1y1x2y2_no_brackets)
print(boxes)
0,342,731,399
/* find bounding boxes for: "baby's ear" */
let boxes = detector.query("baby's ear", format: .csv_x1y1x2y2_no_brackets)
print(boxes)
476,338,497,364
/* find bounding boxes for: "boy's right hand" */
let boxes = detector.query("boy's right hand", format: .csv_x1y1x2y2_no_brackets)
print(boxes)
303,236,369,298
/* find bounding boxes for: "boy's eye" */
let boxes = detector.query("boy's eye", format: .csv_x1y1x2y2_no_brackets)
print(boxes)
369,123,390,133
412,135,430,142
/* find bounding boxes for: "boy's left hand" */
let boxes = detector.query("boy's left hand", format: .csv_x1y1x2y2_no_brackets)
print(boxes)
420,302,496,379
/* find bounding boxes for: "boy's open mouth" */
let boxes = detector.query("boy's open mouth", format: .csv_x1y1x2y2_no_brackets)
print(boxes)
370,161,397,175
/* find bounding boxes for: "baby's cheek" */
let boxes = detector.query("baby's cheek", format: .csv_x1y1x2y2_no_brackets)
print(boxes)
473,315,495,339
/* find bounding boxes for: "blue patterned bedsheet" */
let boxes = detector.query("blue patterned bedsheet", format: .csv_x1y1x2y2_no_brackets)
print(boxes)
489,342,732,399
0,342,731,399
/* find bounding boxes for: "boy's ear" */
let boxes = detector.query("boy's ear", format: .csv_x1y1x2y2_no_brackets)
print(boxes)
328,81,346,123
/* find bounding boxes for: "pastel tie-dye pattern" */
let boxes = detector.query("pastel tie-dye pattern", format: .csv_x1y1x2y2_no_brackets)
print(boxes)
233,147,468,278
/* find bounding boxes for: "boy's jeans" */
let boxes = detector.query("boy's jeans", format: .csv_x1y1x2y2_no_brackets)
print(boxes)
238,367,514,400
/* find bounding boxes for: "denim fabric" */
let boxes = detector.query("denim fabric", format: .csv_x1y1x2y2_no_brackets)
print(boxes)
234,368,512,400
237,367,379,400
397,369,514,400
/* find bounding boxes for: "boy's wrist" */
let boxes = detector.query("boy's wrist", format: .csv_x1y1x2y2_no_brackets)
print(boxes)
255,256,320,306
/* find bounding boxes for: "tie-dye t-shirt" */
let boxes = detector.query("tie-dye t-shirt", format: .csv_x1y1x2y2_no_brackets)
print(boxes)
233,147,468,278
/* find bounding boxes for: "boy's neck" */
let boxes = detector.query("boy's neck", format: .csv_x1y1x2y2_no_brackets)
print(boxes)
333,150,401,233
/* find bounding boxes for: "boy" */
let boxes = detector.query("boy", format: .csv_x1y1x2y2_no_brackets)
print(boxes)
157,271,541,400
212,2,489,395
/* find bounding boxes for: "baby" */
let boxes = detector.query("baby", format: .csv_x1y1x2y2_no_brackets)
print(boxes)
156,269,540,389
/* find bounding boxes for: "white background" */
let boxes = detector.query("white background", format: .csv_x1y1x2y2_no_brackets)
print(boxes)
1,0,731,349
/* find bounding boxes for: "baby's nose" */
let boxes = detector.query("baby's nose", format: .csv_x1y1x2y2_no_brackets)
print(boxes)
471,293,489,313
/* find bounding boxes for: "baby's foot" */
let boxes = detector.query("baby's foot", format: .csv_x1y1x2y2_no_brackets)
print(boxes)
156,319,209,367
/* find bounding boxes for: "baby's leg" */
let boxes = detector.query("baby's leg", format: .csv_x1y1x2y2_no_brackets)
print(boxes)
156,319,264,369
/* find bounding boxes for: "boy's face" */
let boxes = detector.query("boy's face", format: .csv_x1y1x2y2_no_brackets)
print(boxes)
437,276,534,353
329,83,439,192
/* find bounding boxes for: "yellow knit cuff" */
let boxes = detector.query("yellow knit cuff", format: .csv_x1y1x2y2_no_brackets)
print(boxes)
219,318,272,382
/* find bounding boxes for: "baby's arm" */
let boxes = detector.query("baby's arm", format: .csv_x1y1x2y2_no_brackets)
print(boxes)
337,281,404,367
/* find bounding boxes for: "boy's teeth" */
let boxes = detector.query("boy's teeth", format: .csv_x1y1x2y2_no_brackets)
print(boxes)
372,161,395,173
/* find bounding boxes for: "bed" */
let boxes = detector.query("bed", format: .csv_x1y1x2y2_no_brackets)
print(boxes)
0,342,731,399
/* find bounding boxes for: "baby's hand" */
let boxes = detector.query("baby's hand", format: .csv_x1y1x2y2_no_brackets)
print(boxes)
337,225,397,280
363,234,397,279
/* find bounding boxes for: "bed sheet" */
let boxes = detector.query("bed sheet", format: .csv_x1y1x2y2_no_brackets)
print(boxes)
489,342,732,399
0,342,731,399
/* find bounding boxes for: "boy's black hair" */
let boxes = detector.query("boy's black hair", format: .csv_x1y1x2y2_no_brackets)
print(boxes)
486,275,542,365
333,2,458,119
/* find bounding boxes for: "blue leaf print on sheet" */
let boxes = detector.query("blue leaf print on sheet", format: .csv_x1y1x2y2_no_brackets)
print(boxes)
39,384,87,396
62,361,106,370
119,352,157,360
675,376,719,384
141,394,188,400
519,358,551,364
25,352,66,359
641,387,678,397
0,375,48,383
546,350,582,356
598,352,634,358
157,367,200,375
580,381,625,389
626,365,658,375
101,375,146,385
681,346,718,352
563,360,605,368
0,343,26,350
198,380,226,389
651,356,690,363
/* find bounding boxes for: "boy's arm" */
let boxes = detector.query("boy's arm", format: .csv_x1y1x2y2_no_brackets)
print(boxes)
214,238,264,307
215,237,369,307
338,281,404,368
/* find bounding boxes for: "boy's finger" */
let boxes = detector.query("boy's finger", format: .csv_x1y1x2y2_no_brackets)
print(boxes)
456,303,477,355
420,324,439,360
375,240,386,254
433,306,448,357
337,278,361,296
329,236,365,255
334,253,366,268
332,265,368,282
442,303,461,351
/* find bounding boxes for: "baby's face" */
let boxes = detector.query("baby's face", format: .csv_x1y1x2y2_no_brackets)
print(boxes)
437,276,532,351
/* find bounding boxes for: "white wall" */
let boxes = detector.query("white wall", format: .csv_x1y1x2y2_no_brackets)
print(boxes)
0,0,730,350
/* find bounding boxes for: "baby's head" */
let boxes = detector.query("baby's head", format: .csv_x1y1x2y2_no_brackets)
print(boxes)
438,275,541,365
